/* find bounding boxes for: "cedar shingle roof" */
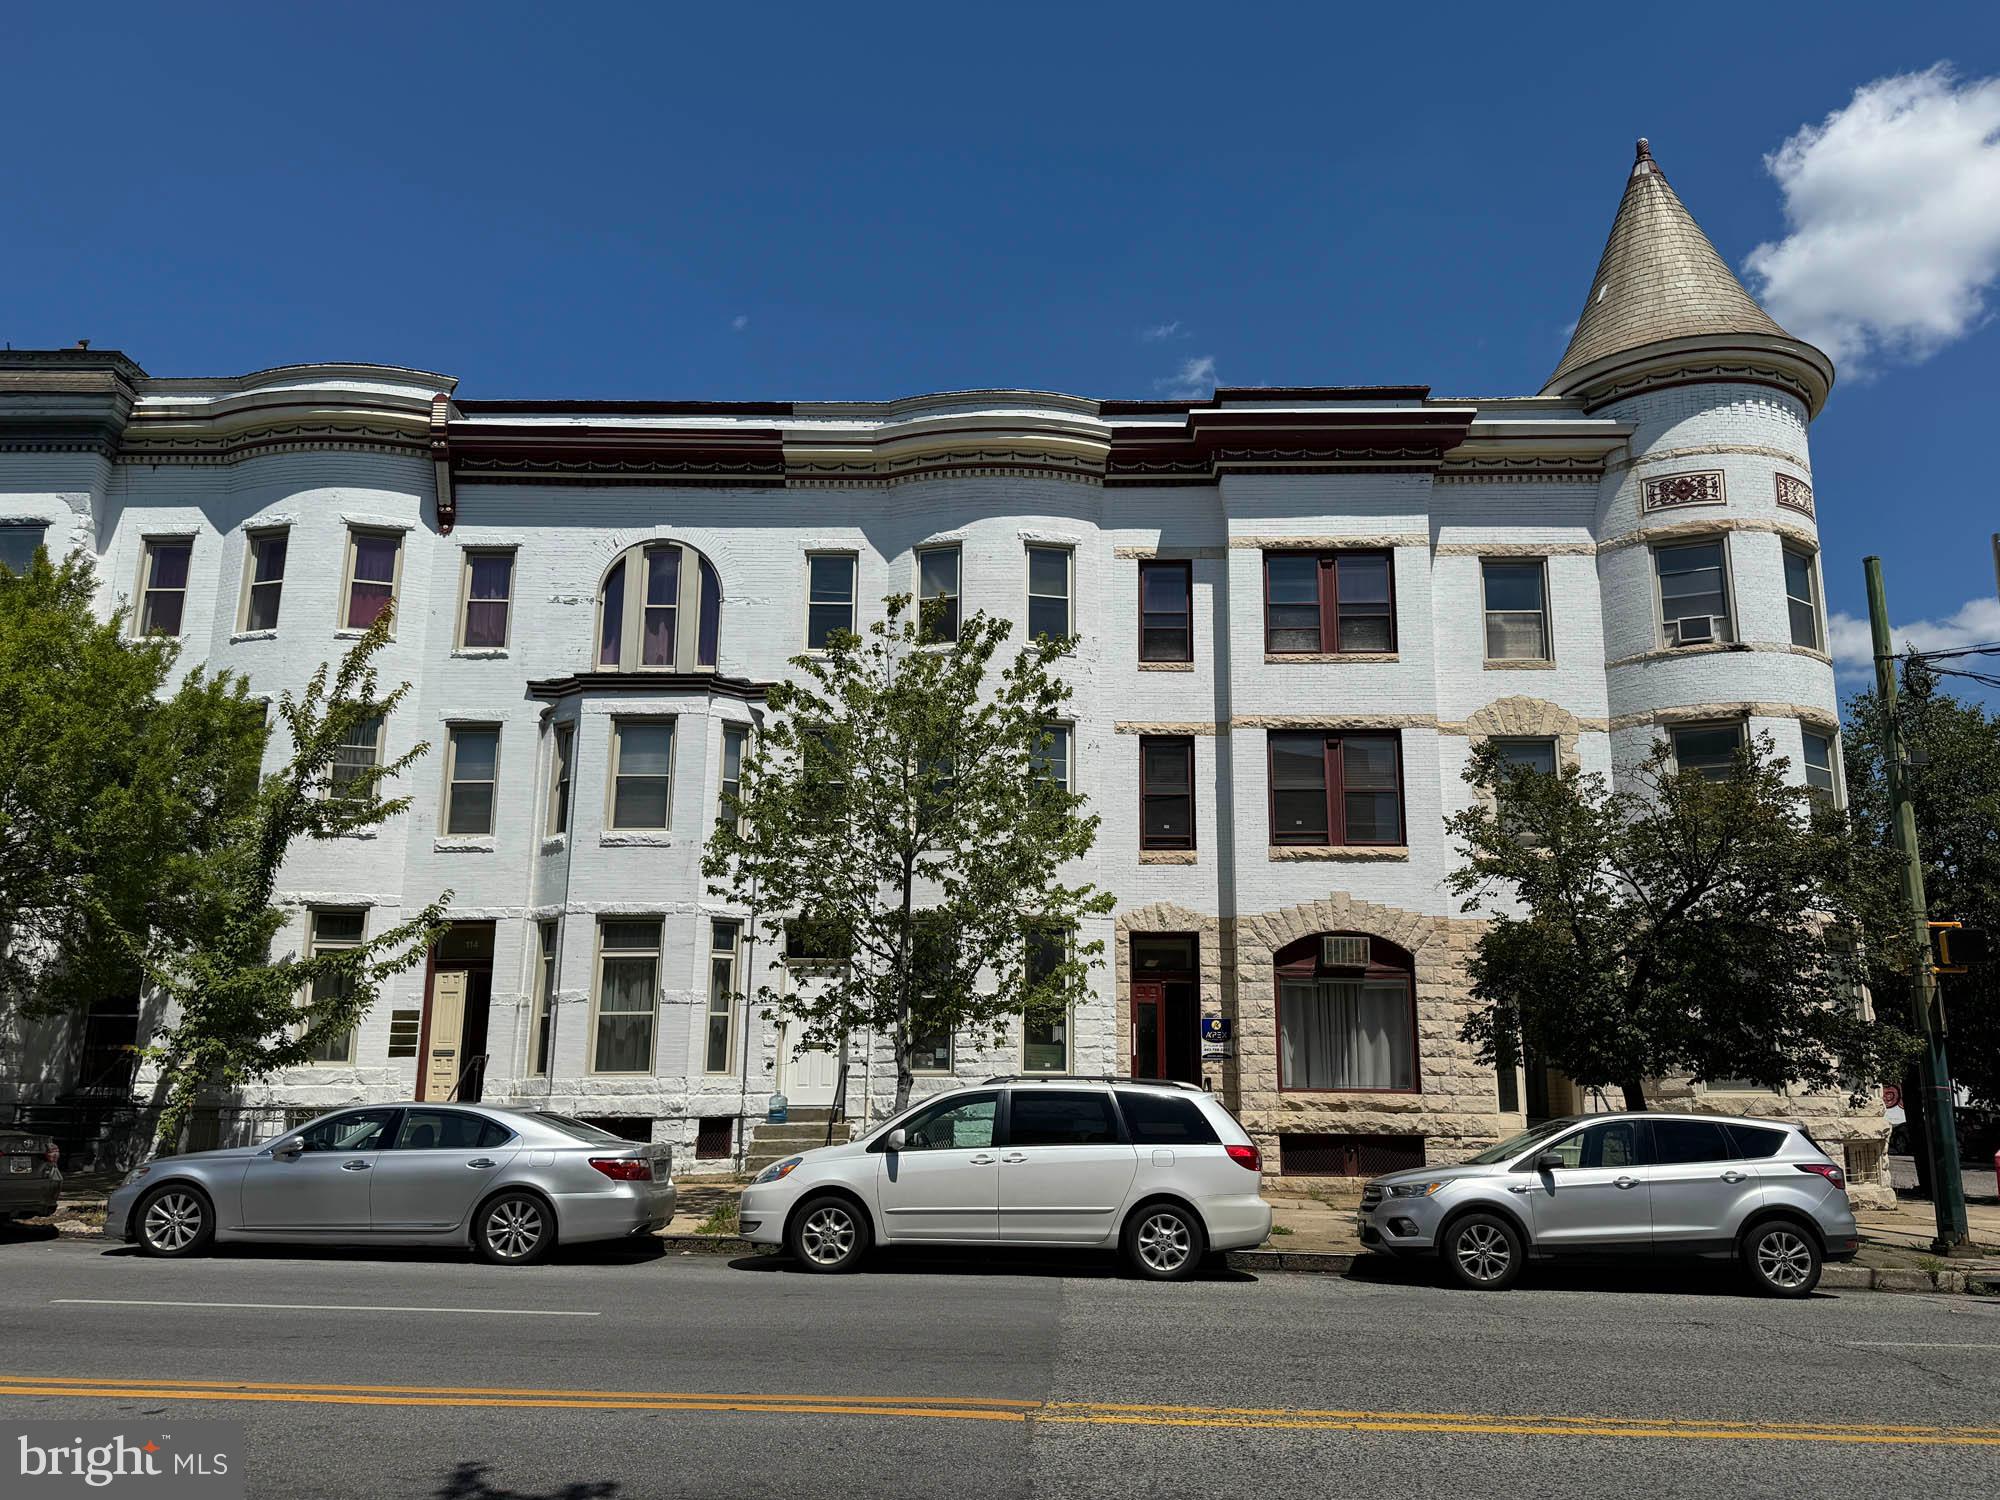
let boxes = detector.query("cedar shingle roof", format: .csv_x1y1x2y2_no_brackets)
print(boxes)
1544,141,1792,392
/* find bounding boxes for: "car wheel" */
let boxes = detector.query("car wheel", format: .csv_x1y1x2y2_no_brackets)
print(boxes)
1743,1220,1821,1298
135,1184,214,1259
475,1192,554,1266
1441,1212,1524,1290
787,1195,870,1273
1122,1202,1207,1281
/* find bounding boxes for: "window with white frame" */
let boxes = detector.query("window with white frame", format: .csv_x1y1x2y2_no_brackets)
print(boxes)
529,919,558,1076
1022,927,1070,1073
460,549,515,649
1031,723,1071,792
593,541,723,671
1801,728,1839,806
343,529,402,630
609,719,673,829
718,723,747,835
1482,559,1549,660
917,544,961,643
303,908,366,1065
136,538,192,637
1783,546,1822,651
806,554,857,649
548,724,574,836
0,522,48,575
240,529,287,632
1027,544,1072,640
1654,539,1733,646
443,726,500,835
706,919,739,1073
1491,737,1557,835
1670,722,1744,782
329,715,384,802
592,919,661,1074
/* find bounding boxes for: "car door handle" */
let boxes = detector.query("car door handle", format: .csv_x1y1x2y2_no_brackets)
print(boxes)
467,1159,498,1169
1001,1152,1027,1164
1720,1170,1746,1183
1506,1184,1532,1194
340,1160,371,1172
969,1153,997,1165
1614,1176,1637,1189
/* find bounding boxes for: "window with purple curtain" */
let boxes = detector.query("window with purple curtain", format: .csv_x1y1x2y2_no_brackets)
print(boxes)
598,559,626,667
462,552,513,648
345,531,400,629
642,548,680,667
698,556,721,667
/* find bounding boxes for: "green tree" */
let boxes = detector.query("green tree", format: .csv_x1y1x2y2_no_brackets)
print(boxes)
703,595,1114,1112
0,551,266,1030
1445,735,1915,1110
1845,655,2000,1112
143,615,450,1147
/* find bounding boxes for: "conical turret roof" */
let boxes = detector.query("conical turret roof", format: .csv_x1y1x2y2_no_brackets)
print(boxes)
1543,140,1794,392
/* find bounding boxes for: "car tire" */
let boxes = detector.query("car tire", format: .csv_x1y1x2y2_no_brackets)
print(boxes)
787,1194,871,1273
474,1191,555,1266
1742,1219,1822,1298
1440,1212,1525,1291
134,1184,215,1259
1122,1201,1207,1281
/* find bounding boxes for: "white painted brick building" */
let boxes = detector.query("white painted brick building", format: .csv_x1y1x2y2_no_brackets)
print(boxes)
0,141,1884,1189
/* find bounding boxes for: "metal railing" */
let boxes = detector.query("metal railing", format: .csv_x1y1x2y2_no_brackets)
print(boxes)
0,1100,297,1172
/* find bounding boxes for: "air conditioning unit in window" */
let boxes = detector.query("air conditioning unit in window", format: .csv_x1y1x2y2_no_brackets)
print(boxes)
1670,615,1716,646
1321,935,1371,970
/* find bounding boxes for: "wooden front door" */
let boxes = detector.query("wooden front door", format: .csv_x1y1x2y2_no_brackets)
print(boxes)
421,970,469,1102
1131,980,1166,1080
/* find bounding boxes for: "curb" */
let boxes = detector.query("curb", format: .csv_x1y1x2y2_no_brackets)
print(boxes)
657,1232,756,1255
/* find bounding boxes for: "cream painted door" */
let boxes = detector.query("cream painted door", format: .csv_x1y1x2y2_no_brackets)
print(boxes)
422,971,469,1102
784,1037,840,1107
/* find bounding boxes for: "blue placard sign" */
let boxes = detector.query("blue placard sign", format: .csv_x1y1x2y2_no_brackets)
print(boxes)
1200,1016,1232,1043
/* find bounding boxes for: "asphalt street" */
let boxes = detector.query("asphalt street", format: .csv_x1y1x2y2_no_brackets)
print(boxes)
1,1226,1996,1500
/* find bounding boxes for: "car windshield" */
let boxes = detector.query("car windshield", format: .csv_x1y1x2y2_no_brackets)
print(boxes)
530,1113,628,1143
1464,1117,1580,1165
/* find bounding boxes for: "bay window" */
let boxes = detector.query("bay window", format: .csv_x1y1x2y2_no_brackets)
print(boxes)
592,919,660,1074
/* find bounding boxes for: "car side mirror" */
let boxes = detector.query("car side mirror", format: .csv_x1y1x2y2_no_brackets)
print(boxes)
274,1139,304,1161
884,1128,906,1153
1532,1151,1563,1172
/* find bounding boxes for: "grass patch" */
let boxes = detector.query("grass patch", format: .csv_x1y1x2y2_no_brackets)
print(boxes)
1269,1224,1294,1237
695,1202,740,1236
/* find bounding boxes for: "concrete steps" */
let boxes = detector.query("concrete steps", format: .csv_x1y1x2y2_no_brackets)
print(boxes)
744,1111,853,1171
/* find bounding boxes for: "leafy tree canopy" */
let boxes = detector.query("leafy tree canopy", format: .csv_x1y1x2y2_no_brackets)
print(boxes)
703,596,1114,1111
1445,735,1916,1110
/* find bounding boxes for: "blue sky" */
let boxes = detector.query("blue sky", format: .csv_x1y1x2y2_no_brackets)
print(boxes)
8,4,1997,699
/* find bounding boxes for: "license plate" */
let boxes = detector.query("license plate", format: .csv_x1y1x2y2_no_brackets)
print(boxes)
7,1158,28,1174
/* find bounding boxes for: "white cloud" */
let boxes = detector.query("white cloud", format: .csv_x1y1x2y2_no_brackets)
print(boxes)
1141,320,1186,342
1154,354,1217,398
1827,594,2000,680
1744,65,2000,373
731,314,750,332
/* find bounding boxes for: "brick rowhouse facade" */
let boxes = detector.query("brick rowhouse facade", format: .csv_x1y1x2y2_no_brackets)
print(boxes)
0,141,1888,1198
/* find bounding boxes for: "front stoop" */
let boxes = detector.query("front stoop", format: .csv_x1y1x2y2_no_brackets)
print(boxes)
743,1108,853,1174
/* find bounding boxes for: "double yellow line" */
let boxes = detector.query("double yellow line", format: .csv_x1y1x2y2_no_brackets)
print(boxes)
3,1375,1997,1447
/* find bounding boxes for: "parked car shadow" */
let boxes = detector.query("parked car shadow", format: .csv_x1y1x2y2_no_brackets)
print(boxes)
730,1245,1257,1282
1342,1251,1834,1299
93,1236,669,1268
0,1219,61,1245
434,1461,621,1500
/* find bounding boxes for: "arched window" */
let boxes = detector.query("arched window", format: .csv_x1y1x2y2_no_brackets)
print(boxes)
593,541,722,671
1274,932,1416,1093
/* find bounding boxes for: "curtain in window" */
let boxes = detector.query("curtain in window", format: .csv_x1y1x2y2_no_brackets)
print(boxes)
596,955,657,1072
1279,979,1413,1089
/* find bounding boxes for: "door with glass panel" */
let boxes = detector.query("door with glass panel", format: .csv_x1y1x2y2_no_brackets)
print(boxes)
875,1091,1000,1241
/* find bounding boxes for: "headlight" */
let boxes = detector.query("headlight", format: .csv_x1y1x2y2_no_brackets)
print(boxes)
1388,1181,1444,1198
123,1165,153,1185
753,1156,803,1185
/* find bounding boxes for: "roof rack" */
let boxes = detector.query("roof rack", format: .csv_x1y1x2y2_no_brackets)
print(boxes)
979,1074,1205,1091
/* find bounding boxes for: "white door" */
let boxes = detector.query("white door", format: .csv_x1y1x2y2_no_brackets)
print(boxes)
784,1036,840,1107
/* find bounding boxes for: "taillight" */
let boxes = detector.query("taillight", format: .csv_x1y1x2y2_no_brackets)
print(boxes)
1796,1162,1846,1190
589,1157,653,1182
1225,1143,1261,1172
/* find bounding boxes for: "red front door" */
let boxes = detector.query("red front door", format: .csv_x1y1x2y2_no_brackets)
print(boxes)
1132,980,1167,1079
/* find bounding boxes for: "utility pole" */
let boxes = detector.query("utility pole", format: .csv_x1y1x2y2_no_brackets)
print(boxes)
1865,557,1968,1252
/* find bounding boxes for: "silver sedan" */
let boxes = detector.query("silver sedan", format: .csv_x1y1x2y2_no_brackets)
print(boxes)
105,1104,675,1265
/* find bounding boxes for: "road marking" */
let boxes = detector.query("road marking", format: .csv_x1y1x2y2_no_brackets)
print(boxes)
2,1376,1996,1446
1846,1341,2000,1351
48,1299,598,1318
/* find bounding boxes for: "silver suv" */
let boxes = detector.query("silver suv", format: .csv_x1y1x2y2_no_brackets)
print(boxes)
1355,1112,1860,1297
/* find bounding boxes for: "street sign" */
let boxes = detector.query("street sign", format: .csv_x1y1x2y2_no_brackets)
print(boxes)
1200,1016,1232,1043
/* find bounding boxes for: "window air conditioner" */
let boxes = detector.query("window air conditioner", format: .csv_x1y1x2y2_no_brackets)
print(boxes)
1321,935,1371,970
1671,615,1715,646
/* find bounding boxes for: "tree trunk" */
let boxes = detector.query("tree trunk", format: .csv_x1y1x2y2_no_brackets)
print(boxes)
1619,1078,1647,1111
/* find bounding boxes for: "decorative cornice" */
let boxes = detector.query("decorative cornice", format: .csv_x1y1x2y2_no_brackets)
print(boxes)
430,394,456,535
1235,713,1438,730
525,670,771,702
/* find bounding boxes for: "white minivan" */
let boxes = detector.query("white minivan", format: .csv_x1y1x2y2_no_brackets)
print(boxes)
738,1077,1273,1279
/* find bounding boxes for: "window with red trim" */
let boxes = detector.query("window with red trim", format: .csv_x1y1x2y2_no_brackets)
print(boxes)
1268,731,1403,846
1263,550,1394,654
1139,736,1195,850
1138,561,1193,663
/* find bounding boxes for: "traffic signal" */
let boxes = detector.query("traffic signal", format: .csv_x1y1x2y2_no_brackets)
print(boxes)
1929,921,1991,974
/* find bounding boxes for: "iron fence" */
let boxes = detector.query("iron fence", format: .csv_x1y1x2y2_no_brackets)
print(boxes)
0,1100,300,1172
